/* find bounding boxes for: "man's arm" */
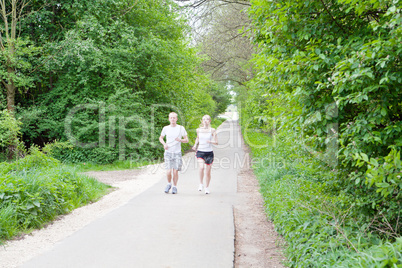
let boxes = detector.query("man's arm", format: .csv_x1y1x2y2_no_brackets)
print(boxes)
159,135,168,150
175,135,188,143
175,126,189,143
181,135,189,143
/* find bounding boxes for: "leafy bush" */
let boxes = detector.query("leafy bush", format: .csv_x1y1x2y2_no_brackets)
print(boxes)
0,109,25,159
0,149,110,242
244,130,402,267
244,0,402,246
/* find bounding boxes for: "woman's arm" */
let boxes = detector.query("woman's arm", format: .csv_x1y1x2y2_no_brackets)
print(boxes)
208,128,218,145
192,129,199,150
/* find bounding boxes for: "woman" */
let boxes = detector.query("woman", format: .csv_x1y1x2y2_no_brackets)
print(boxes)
192,115,218,194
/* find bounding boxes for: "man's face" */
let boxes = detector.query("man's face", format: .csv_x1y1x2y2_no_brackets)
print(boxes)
169,113,178,125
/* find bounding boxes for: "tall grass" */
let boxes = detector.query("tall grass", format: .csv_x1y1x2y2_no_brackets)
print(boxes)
0,148,110,243
244,130,402,267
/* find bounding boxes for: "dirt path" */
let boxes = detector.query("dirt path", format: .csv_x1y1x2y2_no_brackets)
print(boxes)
233,137,286,267
234,164,286,267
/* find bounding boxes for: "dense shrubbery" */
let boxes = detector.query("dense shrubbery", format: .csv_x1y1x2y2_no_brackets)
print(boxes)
239,0,401,263
0,110,25,161
0,148,110,242
245,0,401,228
244,131,402,267
1,0,231,164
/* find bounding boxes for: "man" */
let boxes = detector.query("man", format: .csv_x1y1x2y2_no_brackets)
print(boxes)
159,112,188,194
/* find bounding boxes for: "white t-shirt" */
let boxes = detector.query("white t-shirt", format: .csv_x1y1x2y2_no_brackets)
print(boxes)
161,125,187,153
198,129,214,152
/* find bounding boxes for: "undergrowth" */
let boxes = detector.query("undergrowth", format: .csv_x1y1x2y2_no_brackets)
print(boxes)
245,130,402,267
0,148,110,243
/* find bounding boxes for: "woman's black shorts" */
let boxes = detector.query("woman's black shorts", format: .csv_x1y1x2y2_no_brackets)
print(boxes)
196,151,214,165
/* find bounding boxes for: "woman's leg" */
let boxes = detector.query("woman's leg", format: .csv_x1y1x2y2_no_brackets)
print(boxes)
205,164,212,188
197,159,205,184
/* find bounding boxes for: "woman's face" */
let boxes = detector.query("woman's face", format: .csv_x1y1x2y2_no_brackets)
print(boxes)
202,116,211,126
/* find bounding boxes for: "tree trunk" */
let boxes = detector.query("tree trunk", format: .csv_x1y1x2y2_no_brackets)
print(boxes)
6,74,17,159
1,0,19,159
6,71,16,113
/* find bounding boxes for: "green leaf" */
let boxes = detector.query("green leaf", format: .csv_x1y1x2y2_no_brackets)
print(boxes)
316,112,322,121
376,182,389,188
370,158,379,167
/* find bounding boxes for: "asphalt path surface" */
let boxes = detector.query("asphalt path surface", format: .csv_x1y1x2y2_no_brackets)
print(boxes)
22,120,244,268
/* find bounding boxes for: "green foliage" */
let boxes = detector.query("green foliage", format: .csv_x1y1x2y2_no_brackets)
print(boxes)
10,0,226,164
0,110,21,149
0,92,5,110
338,237,402,267
206,82,232,117
68,158,154,173
0,109,26,160
245,0,402,241
0,149,109,242
212,118,225,129
0,38,40,91
244,130,402,267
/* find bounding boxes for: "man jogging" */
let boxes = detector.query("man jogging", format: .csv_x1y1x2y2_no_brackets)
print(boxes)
159,112,188,194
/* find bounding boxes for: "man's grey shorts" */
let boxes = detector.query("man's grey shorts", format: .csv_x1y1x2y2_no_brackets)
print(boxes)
164,152,183,171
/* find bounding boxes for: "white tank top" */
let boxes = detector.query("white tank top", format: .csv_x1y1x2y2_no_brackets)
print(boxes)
198,129,213,152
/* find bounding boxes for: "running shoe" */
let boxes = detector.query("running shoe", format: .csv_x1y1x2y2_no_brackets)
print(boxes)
164,184,172,193
172,186,178,194
205,188,210,194
198,184,203,191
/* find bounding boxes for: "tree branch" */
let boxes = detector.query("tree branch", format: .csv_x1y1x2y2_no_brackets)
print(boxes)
221,0,250,6
0,78,6,88
319,0,346,34
111,0,139,20
0,29,4,50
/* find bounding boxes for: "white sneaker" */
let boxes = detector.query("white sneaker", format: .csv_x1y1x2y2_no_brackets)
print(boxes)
198,184,203,191
205,188,210,194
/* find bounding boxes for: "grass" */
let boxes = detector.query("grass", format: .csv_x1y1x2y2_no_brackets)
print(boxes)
69,159,157,172
244,130,402,267
0,149,111,243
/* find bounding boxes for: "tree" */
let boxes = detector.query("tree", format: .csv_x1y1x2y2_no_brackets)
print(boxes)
177,0,255,86
0,0,42,158
0,0,38,113
14,0,219,163
246,0,402,227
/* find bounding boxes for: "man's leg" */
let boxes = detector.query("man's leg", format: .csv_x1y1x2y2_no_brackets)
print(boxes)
166,169,172,183
171,169,178,194
164,168,173,193
172,169,179,186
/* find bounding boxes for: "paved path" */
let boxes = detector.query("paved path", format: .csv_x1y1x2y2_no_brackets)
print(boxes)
22,120,244,268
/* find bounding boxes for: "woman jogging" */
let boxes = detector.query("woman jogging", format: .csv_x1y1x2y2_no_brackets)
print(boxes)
192,115,218,194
